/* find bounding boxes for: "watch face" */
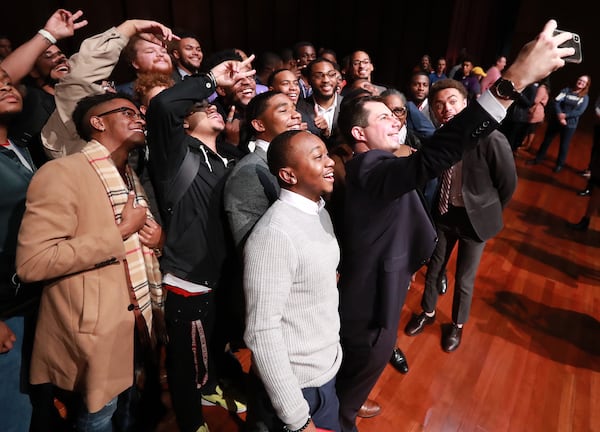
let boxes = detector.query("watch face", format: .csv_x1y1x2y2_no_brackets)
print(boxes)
498,80,513,97
495,79,518,99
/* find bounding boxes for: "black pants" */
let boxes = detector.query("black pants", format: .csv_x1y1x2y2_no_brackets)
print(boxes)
336,323,398,432
165,290,216,432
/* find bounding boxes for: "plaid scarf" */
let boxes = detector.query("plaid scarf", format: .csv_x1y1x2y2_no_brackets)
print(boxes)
81,140,163,334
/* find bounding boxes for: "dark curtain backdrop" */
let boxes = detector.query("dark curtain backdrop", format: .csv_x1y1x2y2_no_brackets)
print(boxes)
4,0,598,128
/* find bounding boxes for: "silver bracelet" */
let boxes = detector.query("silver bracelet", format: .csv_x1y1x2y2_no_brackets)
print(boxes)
38,29,57,44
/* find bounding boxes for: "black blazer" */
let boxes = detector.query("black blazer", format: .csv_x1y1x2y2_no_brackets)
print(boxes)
446,129,517,241
296,95,343,147
338,101,501,333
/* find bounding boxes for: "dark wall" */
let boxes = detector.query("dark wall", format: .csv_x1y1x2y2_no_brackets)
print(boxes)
4,0,597,128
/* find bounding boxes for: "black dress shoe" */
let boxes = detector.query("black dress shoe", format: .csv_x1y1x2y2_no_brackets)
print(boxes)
578,188,591,197
389,347,409,374
567,217,590,232
437,272,448,295
442,324,463,352
553,165,563,173
405,311,435,336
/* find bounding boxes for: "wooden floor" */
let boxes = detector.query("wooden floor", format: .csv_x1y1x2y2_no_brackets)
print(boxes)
157,125,600,432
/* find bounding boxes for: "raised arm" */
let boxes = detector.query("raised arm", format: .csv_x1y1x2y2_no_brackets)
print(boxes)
1,9,87,83
499,19,573,108
42,19,176,157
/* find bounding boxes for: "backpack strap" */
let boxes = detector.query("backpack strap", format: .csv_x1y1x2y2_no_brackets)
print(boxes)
165,148,201,215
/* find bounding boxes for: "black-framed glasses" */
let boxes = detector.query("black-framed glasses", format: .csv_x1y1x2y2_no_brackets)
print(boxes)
96,106,144,121
392,107,407,117
311,71,338,80
352,59,371,67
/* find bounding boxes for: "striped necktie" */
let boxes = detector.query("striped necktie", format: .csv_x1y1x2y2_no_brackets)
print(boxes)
438,165,454,215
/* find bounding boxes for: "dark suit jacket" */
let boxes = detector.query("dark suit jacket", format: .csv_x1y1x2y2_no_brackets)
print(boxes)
445,129,517,241
338,101,501,333
296,95,343,147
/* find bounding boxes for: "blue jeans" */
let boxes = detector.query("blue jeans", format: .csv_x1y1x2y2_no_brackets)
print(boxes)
75,395,118,432
0,316,33,432
535,120,577,167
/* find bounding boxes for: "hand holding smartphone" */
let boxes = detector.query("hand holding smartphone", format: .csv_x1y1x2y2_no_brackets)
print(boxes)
554,29,582,63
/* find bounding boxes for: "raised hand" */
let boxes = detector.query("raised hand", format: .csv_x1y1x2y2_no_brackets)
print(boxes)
314,104,330,136
43,9,88,41
210,54,256,88
503,20,574,91
117,20,179,46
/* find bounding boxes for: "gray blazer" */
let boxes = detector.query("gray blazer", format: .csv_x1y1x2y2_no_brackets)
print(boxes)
223,147,280,249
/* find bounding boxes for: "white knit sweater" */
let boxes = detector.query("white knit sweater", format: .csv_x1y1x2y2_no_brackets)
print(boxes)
243,195,342,430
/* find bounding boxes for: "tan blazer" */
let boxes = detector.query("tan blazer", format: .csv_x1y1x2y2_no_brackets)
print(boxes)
16,153,135,412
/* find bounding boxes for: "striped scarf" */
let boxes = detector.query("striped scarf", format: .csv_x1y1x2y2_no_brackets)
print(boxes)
81,140,163,334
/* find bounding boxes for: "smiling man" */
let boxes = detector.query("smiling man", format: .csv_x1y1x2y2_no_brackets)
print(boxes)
117,34,173,95
169,33,203,81
145,55,255,432
334,20,575,431
297,58,343,147
224,90,304,249
244,130,341,432
17,92,165,430
10,44,72,167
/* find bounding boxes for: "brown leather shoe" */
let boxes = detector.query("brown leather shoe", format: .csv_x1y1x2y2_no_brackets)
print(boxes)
357,399,381,418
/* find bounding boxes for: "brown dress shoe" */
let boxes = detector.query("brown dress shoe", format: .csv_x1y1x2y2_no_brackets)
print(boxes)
357,399,381,418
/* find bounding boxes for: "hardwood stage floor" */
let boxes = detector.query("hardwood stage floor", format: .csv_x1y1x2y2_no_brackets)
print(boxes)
157,127,600,432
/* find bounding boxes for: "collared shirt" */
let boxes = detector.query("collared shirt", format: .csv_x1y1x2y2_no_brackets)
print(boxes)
398,124,408,144
417,98,429,113
279,188,325,215
314,93,338,133
2,140,33,171
254,139,270,153
478,90,506,122
299,79,312,99
177,66,191,79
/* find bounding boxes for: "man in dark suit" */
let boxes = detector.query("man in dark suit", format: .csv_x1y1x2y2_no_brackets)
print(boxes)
296,57,343,148
404,79,517,352
333,19,574,431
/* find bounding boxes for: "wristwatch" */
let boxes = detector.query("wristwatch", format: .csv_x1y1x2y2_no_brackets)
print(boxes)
490,78,522,100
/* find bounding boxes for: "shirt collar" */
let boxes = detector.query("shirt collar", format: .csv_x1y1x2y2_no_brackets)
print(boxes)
279,188,325,215
314,93,338,113
255,139,270,152
177,66,192,78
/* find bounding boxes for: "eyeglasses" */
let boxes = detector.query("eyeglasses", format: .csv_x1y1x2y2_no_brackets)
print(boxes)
96,106,144,121
392,107,407,117
186,100,213,116
352,59,371,67
311,71,338,80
